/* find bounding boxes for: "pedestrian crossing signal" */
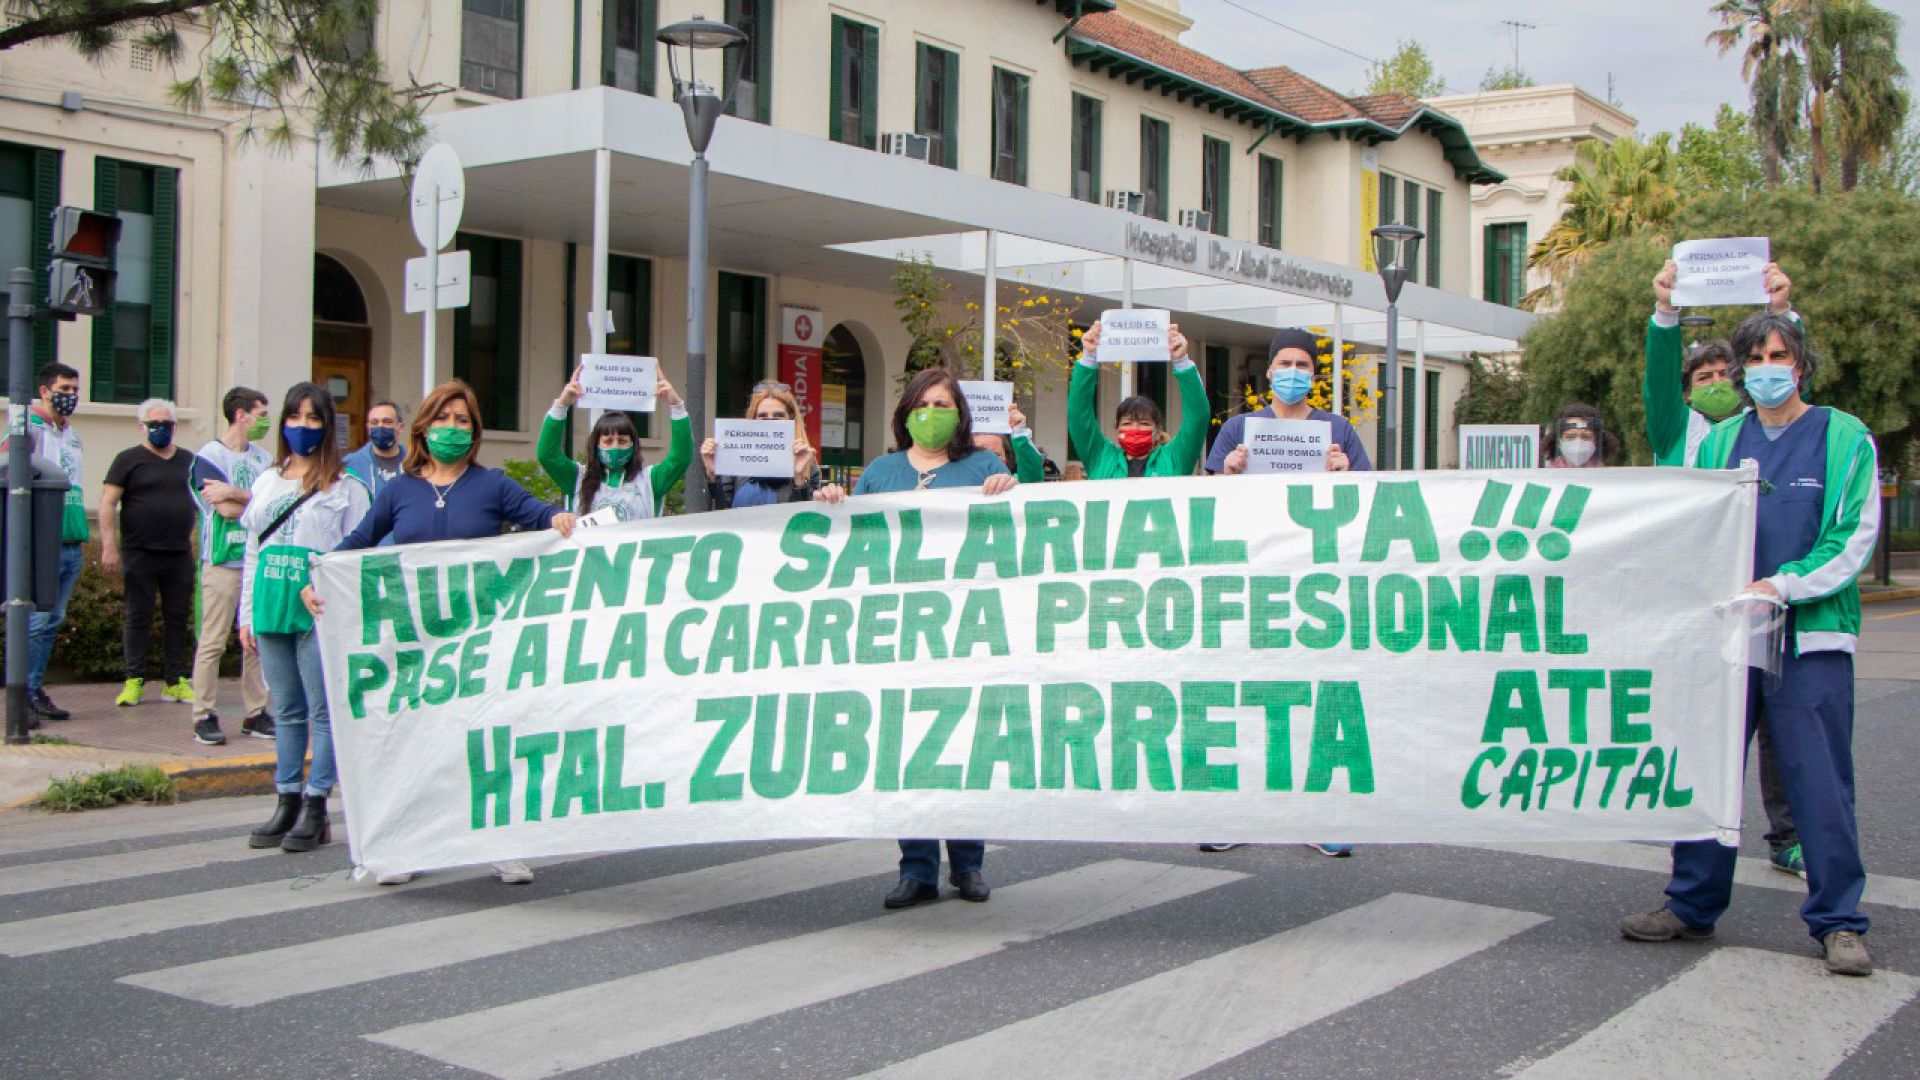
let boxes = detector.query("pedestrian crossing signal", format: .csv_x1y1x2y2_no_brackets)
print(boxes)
45,206,119,318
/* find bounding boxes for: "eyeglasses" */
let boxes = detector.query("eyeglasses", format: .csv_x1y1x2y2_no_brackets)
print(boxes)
751,381,792,394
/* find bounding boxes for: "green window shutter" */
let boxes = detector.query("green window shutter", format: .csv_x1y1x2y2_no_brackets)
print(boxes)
940,52,959,167
828,17,846,144
859,24,878,150
1423,369,1440,469
1015,74,1029,187
496,237,523,431
915,42,930,138
602,0,619,88
755,0,773,123
1402,180,1420,283
89,160,119,402
1215,141,1228,235
1090,98,1103,200
29,146,60,366
640,0,659,96
1512,223,1527,308
147,167,178,399
1425,189,1442,287
1483,224,1498,303
1379,172,1396,228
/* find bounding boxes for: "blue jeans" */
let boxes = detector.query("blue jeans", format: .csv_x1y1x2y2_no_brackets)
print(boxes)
27,543,84,692
898,839,986,885
1665,652,1866,941
257,629,335,797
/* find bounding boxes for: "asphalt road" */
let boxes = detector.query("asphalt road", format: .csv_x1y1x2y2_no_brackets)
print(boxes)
2,610,1917,1079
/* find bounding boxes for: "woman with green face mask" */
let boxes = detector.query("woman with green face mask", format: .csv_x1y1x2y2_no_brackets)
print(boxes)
538,366,692,522
813,366,1016,910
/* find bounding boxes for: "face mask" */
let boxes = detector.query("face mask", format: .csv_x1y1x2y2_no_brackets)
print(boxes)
247,414,271,441
1270,367,1314,406
905,407,960,450
283,424,326,457
1559,439,1596,467
1117,429,1157,458
49,391,78,418
367,426,398,452
598,446,633,472
1743,365,1797,409
425,425,473,464
145,421,174,450
1689,380,1741,421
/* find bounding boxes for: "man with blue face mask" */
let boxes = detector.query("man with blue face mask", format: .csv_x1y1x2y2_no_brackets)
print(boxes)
100,400,200,709
1206,328,1371,477
1620,312,1881,978
345,400,406,500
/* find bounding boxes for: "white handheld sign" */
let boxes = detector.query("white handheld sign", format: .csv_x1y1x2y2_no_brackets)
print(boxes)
577,354,659,413
714,420,794,479
1671,237,1770,307
1242,417,1331,474
410,144,465,251
1098,309,1172,364
959,380,1014,434
1458,424,1540,469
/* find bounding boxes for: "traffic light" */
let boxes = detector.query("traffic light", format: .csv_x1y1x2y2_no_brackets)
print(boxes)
45,207,119,319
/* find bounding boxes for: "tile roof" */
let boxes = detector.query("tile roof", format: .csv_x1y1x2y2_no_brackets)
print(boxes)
1243,67,1366,124
1072,11,1293,113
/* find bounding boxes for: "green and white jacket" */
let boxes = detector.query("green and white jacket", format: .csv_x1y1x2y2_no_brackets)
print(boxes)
1694,408,1880,655
240,468,372,636
4,410,90,543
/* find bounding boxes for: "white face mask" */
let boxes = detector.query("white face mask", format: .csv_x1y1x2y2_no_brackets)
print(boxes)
1560,439,1595,467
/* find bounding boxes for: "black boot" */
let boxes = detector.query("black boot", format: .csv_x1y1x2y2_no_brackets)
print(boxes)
249,793,301,849
280,794,331,852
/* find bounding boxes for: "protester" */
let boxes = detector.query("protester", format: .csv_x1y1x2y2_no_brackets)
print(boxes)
701,381,824,508
1540,404,1616,469
1620,310,1879,977
187,386,274,747
344,399,408,500
1004,404,1047,483
3,363,88,728
316,378,576,884
1069,322,1203,477
815,366,1016,908
99,400,198,708
1646,260,1804,877
1207,328,1368,475
239,383,369,852
540,370,691,520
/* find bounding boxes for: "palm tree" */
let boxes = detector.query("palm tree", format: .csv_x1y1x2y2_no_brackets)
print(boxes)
1709,1,1807,187
1522,134,1679,310
1790,0,1912,191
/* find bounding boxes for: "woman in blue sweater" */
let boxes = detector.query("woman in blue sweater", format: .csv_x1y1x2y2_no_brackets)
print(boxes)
305,379,575,886
815,367,1016,909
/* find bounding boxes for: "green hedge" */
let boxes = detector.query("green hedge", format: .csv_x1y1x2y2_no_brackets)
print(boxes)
51,539,242,683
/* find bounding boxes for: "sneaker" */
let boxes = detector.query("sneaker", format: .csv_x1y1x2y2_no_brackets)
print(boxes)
492,860,534,884
1822,930,1872,976
162,677,194,703
375,871,418,886
1197,843,1244,852
1308,843,1355,857
114,678,144,707
1770,843,1808,879
241,711,276,740
29,688,70,721
1619,907,1714,942
192,716,227,746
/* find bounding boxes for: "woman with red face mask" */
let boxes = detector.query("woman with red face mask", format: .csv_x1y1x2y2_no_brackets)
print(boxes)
1066,321,1202,478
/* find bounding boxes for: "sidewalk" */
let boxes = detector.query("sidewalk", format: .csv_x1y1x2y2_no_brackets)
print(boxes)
1,678,278,811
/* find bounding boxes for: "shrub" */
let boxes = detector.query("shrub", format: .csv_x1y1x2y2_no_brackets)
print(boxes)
52,538,242,683
38,764,179,812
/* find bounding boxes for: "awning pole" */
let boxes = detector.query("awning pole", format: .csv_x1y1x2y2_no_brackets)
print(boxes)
1120,257,1135,399
1412,319,1427,471
1330,302,1345,417
983,230,998,382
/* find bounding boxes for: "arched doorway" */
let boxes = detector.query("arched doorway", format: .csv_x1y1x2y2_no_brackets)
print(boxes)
820,323,869,478
312,253,372,450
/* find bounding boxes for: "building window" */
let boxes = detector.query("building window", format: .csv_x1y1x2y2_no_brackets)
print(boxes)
453,233,523,431
0,142,60,367
916,44,959,169
716,272,767,423
1200,136,1230,236
725,0,771,122
1426,189,1443,288
991,68,1029,186
1140,116,1169,220
1070,93,1102,202
830,16,878,150
1257,154,1282,248
1401,178,1422,283
461,0,523,99
91,159,177,404
1485,222,1528,308
608,254,654,437
603,0,657,95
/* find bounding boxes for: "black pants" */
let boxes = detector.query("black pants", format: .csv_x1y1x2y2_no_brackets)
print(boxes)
123,548,195,683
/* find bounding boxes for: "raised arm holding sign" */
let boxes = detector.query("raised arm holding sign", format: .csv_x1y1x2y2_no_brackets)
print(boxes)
577,354,659,413
1670,237,1770,307
1096,309,1172,364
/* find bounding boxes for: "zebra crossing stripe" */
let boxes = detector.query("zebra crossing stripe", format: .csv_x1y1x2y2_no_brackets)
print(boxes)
0,836,282,898
1506,947,1920,1080
1463,842,1920,912
366,858,1247,1080
121,840,910,1006
855,892,1548,1079
0,798,276,859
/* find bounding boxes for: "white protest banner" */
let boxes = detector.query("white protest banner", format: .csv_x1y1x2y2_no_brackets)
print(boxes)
1460,425,1541,470
315,468,1756,876
714,419,794,479
578,354,658,413
1098,309,1172,364
960,380,1014,434
1243,418,1330,474
1671,237,1770,307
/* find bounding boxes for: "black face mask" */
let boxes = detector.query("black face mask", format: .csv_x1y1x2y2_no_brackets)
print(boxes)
49,390,79,417
145,421,175,450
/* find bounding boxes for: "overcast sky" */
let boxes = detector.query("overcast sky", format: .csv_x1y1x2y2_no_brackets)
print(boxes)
1177,0,1920,136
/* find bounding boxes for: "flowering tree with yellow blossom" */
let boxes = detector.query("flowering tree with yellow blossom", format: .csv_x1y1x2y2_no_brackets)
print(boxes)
891,254,1084,399
1227,332,1381,428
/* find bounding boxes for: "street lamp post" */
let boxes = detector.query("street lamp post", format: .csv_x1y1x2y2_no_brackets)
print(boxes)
1370,224,1424,471
657,14,748,513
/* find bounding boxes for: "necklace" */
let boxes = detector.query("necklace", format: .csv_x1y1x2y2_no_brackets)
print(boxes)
429,477,457,508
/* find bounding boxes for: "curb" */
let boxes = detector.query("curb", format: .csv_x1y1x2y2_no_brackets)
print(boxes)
1861,587,1920,604
159,753,279,800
